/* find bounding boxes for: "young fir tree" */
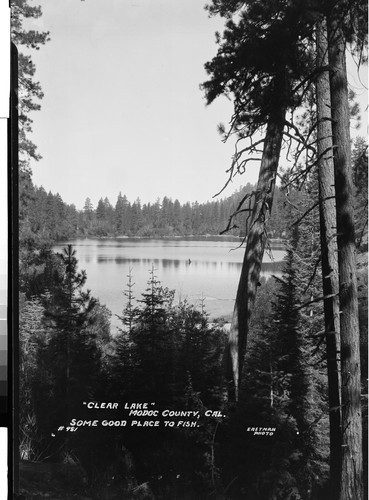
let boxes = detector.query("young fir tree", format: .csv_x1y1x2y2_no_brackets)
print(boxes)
170,300,227,408
40,246,102,440
110,268,139,400
124,266,175,403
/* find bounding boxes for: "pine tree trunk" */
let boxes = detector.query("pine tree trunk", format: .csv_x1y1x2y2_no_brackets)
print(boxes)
228,105,285,398
316,17,342,499
327,7,364,499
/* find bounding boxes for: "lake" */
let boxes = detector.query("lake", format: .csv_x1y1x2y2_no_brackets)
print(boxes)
54,237,286,334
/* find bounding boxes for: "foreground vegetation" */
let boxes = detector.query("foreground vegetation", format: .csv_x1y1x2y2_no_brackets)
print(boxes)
19,229,367,499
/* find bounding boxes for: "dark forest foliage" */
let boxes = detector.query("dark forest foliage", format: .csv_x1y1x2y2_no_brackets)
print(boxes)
20,255,230,498
19,176,368,499
23,181,298,241
18,199,368,500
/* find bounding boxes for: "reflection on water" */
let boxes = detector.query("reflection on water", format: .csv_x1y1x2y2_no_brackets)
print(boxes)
54,238,286,333
94,255,283,275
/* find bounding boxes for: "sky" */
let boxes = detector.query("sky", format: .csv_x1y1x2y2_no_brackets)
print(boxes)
23,0,367,210
24,0,245,209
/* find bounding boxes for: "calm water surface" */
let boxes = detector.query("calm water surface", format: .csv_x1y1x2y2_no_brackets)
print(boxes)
54,237,285,333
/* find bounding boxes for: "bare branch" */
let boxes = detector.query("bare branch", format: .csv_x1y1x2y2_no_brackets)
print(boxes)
294,293,338,312
303,254,322,295
292,201,321,227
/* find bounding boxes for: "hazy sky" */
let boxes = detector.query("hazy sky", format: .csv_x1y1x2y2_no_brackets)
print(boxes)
24,0,367,210
24,0,244,209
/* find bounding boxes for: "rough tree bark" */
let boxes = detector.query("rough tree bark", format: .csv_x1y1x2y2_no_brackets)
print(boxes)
228,102,286,399
327,5,364,499
316,17,342,499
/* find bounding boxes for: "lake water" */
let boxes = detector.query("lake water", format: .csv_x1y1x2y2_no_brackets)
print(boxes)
54,237,286,334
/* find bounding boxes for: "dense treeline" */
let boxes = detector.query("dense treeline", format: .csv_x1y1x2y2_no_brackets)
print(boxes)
23,180,297,241
22,134,367,245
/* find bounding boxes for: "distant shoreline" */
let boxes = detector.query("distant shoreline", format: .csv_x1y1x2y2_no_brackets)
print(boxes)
55,234,287,245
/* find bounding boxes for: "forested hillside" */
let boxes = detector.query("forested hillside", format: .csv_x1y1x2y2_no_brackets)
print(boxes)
23,181,296,240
